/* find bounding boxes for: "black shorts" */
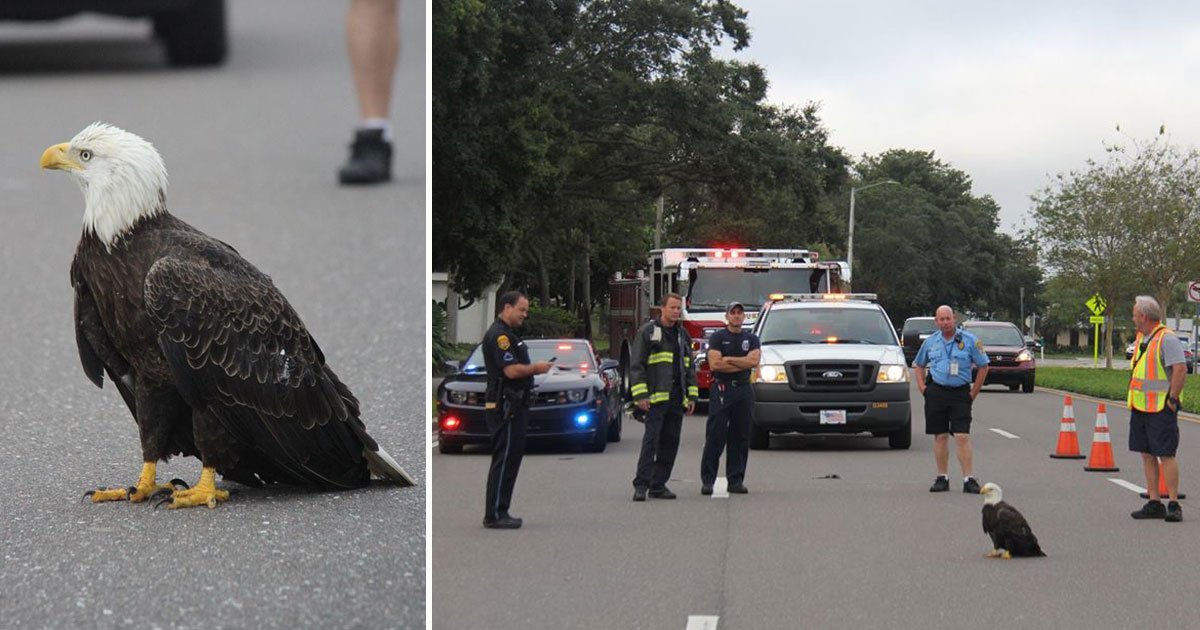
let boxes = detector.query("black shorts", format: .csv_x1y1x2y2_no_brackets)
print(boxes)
1129,408,1179,457
924,383,972,435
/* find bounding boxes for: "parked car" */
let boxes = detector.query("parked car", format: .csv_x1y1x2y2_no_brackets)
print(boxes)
961,321,1035,393
0,1,227,66
900,316,937,366
1126,335,1195,373
750,293,911,450
437,339,623,453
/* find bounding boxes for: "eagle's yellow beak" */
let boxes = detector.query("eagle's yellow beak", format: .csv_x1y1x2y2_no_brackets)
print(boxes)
40,143,81,171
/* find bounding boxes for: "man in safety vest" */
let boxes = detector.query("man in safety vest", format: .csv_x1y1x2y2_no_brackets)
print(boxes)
1128,295,1187,522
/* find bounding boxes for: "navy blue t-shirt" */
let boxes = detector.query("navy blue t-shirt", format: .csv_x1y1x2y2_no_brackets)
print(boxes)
708,328,761,383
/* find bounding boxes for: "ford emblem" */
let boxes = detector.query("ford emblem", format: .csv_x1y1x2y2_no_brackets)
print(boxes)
822,370,843,379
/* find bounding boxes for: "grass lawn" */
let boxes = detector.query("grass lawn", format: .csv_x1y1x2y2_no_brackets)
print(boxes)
1037,366,1200,404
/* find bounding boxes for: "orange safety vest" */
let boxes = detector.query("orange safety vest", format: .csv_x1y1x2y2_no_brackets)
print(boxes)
1128,324,1173,412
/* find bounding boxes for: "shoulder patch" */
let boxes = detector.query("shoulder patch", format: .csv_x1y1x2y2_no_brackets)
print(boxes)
497,335,510,350
975,339,984,350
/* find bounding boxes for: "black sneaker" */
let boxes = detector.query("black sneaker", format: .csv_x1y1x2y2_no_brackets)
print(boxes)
647,486,677,499
632,487,647,502
701,485,713,496
1166,501,1183,522
929,476,950,492
728,483,749,494
338,129,393,184
963,478,981,494
1132,500,1167,520
482,515,522,529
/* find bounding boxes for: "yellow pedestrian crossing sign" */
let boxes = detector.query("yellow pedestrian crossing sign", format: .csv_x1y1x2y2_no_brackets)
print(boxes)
1086,293,1107,316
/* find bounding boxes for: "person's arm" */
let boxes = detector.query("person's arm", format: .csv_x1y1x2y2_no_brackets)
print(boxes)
970,339,989,401
912,342,929,395
1168,363,1187,411
629,326,651,410
971,365,988,401
503,362,552,379
726,349,761,370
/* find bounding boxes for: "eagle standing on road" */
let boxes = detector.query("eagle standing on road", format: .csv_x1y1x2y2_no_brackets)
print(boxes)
980,483,1045,558
42,122,415,509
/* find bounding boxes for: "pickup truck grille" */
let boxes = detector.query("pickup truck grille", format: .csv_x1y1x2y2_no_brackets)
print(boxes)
790,362,875,391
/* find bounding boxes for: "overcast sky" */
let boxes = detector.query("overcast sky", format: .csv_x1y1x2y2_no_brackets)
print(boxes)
720,1,1200,233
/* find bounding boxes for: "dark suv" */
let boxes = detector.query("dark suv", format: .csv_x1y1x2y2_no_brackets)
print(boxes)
961,320,1036,393
900,316,937,366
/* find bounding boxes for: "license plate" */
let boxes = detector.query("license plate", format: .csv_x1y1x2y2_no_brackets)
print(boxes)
819,409,847,424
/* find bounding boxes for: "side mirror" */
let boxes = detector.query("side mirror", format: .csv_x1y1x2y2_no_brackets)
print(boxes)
599,358,619,372
442,360,460,375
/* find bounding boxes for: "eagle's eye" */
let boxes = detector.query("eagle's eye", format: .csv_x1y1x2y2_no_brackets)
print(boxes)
80,149,93,162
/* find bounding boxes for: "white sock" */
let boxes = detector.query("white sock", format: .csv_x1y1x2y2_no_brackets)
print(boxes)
358,118,393,142
964,476,975,483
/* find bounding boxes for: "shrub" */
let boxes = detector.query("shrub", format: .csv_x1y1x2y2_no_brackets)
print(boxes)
522,304,580,338
432,300,453,369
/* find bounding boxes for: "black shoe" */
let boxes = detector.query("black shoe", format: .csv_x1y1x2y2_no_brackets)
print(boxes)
648,487,677,499
632,487,647,502
929,476,950,492
1166,501,1183,523
482,515,522,529
338,129,392,184
963,478,981,494
728,483,749,494
1132,500,1167,520
701,485,713,496
498,511,523,527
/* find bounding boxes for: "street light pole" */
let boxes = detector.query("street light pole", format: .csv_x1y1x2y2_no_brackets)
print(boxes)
847,179,899,281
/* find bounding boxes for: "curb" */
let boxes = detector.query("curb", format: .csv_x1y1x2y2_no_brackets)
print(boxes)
1035,385,1200,426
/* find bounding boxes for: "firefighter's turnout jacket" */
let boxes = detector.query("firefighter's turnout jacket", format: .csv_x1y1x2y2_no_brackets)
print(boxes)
628,318,699,407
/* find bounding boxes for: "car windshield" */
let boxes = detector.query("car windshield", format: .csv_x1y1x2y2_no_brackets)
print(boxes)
687,267,833,310
967,326,1024,346
460,340,596,374
759,307,897,345
903,319,937,334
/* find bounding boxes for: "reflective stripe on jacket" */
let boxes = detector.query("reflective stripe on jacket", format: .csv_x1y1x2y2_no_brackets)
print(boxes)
1129,324,1171,412
628,319,699,407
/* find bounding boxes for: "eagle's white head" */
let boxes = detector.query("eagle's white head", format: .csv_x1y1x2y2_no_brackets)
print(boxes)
980,482,1003,505
41,122,168,249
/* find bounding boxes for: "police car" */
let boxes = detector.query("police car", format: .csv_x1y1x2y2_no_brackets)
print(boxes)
750,294,912,449
437,339,624,453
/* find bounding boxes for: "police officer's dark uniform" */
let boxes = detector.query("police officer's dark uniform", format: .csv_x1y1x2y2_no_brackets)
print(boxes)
700,302,760,494
481,317,533,528
629,314,698,501
913,326,988,493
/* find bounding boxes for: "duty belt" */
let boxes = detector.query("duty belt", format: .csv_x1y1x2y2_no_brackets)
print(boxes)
718,379,751,388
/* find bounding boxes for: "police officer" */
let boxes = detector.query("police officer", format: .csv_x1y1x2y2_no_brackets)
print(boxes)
629,292,698,501
700,301,761,495
912,305,989,494
481,291,553,529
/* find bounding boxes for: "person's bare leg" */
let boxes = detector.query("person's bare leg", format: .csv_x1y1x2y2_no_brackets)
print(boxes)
955,433,973,478
1143,453,1161,500
933,433,949,475
347,0,398,123
1162,456,1179,502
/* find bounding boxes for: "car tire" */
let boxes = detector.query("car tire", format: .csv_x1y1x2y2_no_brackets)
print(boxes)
585,423,608,453
607,405,623,442
1022,376,1035,393
749,423,770,450
154,0,228,66
888,416,912,450
438,439,462,454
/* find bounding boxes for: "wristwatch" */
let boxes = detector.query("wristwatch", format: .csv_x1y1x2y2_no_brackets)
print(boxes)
1168,395,1182,411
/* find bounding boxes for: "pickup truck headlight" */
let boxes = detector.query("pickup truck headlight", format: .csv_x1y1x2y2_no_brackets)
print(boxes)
1016,350,1032,362
876,364,909,383
567,388,587,403
448,390,469,405
755,364,788,383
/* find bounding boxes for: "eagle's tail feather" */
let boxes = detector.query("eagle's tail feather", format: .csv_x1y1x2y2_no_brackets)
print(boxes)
366,445,416,486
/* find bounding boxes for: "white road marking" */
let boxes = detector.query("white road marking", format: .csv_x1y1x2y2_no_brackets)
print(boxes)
686,615,719,630
712,477,729,499
988,428,1020,439
1109,478,1148,494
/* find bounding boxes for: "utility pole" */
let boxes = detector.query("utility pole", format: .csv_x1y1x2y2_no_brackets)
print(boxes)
654,194,663,250
1020,287,1025,335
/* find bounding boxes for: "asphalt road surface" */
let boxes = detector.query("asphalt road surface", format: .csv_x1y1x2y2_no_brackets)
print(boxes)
433,383,1200,629
0,2,425,628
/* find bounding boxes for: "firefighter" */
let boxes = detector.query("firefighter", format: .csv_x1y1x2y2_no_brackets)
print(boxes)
629,292,698,501
481,291,554,529
700,301,761,495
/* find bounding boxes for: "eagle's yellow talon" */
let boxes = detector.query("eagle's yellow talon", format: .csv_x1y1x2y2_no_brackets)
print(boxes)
165,467,229,509
86,488,130,503
1001,550,1013,560
985,549,1002,558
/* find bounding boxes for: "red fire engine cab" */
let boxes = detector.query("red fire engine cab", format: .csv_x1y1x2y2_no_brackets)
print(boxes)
608,247,847,404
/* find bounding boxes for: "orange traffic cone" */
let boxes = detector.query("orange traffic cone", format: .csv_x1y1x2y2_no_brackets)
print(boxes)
1140,459,1187,500
1083,403,1119,472
1049,395,1086,459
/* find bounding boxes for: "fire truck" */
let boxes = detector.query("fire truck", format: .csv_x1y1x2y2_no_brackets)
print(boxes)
608,247,847,403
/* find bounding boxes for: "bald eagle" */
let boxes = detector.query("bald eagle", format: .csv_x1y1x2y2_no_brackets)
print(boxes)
980,483,1045,558
42,122,414,509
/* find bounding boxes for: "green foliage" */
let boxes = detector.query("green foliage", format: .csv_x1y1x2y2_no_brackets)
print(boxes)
432,301,453,369
521,304,582,339
1037,367,1200,405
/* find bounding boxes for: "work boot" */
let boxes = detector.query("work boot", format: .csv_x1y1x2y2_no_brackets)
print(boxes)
1131,499,1167,520
728,483,749,494
338,129,392,184
482,515,522,529
1166,501,1183,523
929,476,950,492
963,478,981,494
632,487,647,502
701,485,713,496
648,486,677,499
